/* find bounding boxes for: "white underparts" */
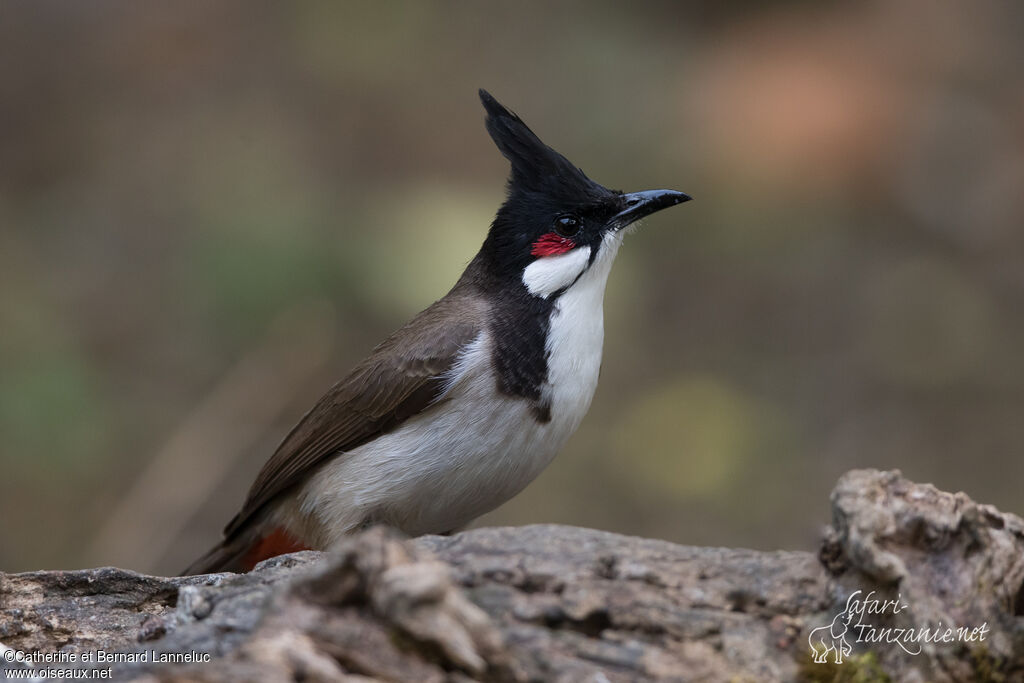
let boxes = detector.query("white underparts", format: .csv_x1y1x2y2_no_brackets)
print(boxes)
284,232,625,548
522,245,592,298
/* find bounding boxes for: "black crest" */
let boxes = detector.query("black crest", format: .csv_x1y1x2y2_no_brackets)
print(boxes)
479,89,610,202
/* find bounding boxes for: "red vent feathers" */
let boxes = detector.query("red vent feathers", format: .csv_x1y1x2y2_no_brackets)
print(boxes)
242,528,310,571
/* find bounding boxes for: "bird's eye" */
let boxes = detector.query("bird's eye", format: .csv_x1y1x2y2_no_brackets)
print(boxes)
553,215,581,237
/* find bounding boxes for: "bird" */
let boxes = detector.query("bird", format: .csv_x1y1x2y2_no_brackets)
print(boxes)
182,90,690,575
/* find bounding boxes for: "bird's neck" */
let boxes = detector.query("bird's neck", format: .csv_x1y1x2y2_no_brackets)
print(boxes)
454,233,623,423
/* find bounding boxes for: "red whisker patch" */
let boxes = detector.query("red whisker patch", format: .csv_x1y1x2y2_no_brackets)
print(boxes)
531,232,576,257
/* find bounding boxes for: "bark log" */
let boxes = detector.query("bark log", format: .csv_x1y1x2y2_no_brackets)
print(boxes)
1,469,1022,682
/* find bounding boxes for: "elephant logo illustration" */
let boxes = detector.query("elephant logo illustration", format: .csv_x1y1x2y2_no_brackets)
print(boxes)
808,606,854,664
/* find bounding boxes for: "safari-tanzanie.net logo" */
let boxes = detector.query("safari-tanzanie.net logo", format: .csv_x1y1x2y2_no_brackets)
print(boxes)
808,590,990,664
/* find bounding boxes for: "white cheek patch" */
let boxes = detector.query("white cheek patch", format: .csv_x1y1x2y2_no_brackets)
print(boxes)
522,246,592,298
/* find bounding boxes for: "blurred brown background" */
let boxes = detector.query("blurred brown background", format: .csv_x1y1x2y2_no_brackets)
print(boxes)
1,1,1022,576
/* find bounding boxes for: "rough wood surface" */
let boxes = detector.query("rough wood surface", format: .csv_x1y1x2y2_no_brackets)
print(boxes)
1,470,1022,681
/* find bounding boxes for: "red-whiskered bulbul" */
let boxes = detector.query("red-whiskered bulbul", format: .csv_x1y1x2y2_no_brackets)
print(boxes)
182,90,690,575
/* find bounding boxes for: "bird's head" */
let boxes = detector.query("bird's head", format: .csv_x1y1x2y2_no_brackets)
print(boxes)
477,89,690,299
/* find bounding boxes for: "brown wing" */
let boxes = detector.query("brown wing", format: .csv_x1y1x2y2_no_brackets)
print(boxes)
224,293,486,538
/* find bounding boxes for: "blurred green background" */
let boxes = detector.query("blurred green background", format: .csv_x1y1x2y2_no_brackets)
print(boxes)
1,1,1022,575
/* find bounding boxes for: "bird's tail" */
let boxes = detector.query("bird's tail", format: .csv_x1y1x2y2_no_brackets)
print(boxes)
179,525,310,576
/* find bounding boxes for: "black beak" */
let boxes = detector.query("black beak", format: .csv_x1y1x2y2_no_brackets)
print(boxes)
612,189,691,229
